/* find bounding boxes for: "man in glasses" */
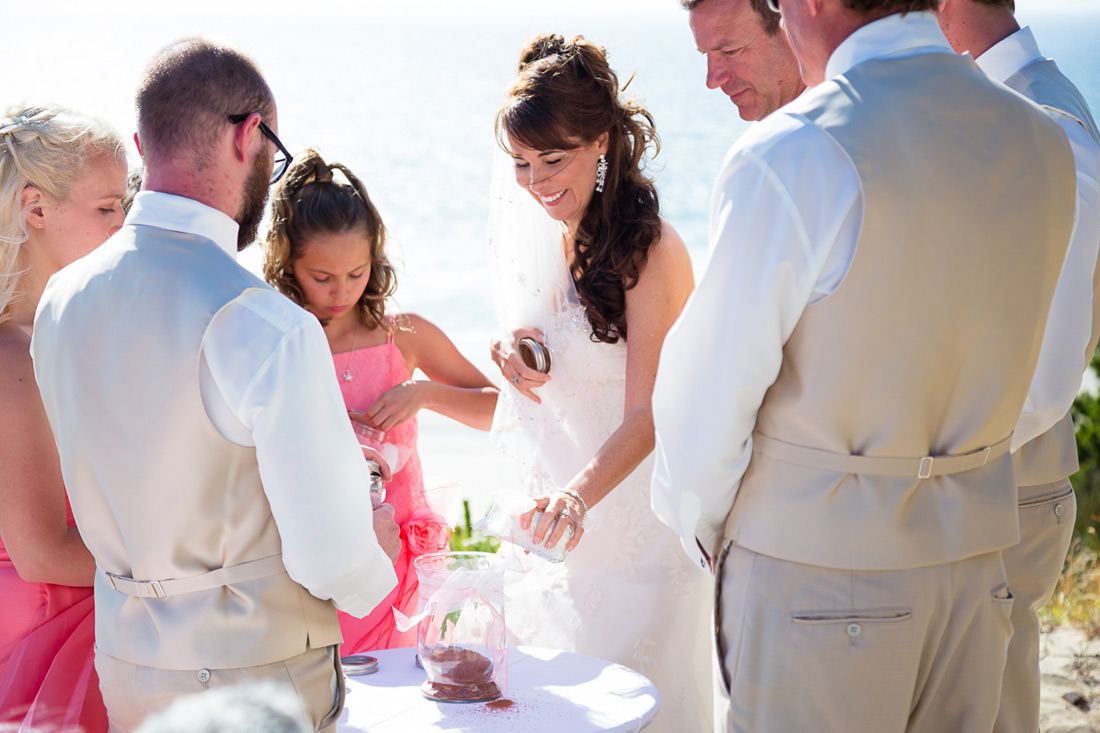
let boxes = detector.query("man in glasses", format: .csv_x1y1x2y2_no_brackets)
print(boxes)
936,5,1099,731
652,0,1076,730
682,0,804,121
32,38,399,731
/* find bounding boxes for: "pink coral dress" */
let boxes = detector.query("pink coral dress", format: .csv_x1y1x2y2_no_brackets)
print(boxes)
335,328,446,652
0,501,107,731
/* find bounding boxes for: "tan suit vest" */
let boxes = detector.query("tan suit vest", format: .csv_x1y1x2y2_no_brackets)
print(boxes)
33,227,342,669
1005,57,1100,488
723,53,1076,570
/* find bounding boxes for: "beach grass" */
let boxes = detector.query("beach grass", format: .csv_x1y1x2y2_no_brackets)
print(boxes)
1042,534,1100,639
449,500,501,554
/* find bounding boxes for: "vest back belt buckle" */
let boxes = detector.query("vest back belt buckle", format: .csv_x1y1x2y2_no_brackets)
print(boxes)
106,571,166,598
918,456,934,480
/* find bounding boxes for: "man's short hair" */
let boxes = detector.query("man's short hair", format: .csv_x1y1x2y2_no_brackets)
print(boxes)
841,0,940,13
136,38,274,167
681,0,782,37
971,0,1014,8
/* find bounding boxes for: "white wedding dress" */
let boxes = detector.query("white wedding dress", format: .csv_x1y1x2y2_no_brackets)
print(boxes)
488,153,713,732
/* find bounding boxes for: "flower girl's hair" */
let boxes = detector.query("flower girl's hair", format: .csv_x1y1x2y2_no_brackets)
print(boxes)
0,104,125,325
263,148,396,330
496,33,661,345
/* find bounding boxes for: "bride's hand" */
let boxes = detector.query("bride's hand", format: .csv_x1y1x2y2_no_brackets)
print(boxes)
490,328,550,404
520,492,586,552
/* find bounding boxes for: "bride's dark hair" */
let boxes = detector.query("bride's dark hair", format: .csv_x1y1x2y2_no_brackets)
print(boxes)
262,148,396,329
496,33,661,344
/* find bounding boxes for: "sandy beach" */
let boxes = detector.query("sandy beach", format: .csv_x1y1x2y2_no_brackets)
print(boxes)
1040,627,1100,732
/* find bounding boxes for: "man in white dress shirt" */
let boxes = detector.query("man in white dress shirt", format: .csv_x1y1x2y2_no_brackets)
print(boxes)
682,0,805,121
937,5,1100,731
650,2,1077,730
32,39,399,732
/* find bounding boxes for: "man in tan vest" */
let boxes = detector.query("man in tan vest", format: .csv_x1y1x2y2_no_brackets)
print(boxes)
937,4,1100,731
682,0,805,121
651,1,1077,730
32,39,399,732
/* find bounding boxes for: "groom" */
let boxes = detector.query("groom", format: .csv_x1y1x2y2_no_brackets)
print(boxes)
651,1,1076,730
32,39,398,731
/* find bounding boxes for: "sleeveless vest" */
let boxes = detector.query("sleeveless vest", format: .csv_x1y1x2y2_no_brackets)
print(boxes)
723,52,1076,570
33,226,342,669
1004,57,1100,489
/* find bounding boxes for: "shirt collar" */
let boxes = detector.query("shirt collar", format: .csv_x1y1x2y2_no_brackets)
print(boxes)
825,11,955,82
125,191,241,261
975,26,1042,83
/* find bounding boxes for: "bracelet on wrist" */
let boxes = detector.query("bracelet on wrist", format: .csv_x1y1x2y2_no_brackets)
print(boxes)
563,489,589,519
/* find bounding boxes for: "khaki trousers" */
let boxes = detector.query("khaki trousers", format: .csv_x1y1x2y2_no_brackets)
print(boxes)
95,645,344,733
717,543,1014,732
994,479,1077,733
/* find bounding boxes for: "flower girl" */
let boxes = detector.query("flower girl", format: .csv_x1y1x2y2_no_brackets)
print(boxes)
263,149,499,651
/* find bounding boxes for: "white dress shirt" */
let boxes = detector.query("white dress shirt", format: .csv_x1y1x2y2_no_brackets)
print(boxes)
650,13,965,569
124,191,395,617
978,26,1100,451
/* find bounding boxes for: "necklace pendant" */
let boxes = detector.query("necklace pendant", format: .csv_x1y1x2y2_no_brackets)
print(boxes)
343,369,354,382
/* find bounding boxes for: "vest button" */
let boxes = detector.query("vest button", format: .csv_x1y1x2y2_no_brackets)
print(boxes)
847,623,862,638
1054,503,1064,518
197,668,211,683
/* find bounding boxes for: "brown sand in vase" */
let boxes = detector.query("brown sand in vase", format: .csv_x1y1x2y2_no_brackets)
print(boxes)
420,647,501,702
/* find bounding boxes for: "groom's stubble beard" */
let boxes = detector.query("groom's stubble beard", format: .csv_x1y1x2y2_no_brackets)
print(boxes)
236,153,272,251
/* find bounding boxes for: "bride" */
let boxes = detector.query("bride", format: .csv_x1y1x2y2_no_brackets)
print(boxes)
488,33,712,731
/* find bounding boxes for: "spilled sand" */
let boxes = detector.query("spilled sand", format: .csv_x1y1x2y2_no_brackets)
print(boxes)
1040,626,1100,732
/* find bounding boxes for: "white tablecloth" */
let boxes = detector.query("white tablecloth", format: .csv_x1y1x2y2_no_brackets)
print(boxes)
336,645,660,732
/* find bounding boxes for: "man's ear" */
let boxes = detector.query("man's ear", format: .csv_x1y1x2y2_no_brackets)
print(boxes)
232,113,263,164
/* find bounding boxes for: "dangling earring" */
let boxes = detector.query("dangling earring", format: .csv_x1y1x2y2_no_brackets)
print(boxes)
595,154,607,194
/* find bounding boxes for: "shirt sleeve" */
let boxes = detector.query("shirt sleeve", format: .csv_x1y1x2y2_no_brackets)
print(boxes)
650,115,863,571
1012,113,1100,450
202,289,397,617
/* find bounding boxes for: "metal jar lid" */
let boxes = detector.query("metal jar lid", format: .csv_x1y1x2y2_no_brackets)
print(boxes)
365,459,386,504
341,654,379,675
518,337,552,374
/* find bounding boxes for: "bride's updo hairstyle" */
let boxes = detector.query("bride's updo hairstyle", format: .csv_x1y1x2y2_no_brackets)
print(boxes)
0,104,125,324
497,33,661,344
263,148,396,329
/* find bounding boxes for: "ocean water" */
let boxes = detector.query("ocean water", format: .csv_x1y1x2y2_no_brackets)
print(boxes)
5,4,1099,515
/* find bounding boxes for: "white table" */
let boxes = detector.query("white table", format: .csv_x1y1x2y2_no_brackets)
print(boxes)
336,645,660,732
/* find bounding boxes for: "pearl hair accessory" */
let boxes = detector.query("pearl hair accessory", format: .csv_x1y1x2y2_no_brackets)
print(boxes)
595,154,607,194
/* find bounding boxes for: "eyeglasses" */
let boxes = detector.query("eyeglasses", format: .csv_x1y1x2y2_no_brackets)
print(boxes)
765,0,780,13
228,113,291,184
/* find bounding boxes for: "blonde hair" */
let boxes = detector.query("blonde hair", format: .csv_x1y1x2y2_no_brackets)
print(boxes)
0,103,126,323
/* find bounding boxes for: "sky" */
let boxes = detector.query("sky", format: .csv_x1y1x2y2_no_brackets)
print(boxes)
17,0,1100,19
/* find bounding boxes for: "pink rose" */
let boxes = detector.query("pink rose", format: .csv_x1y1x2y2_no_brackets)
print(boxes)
404,509,452,556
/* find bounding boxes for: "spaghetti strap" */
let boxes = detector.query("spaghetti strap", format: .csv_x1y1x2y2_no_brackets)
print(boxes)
386,315,396,345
